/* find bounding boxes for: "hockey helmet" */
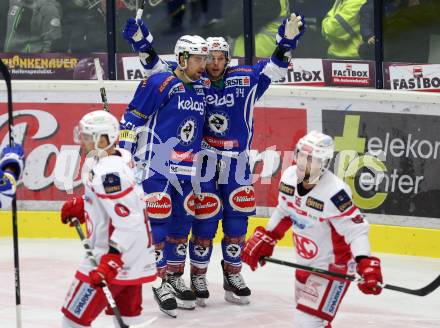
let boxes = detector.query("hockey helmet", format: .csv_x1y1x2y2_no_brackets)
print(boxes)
206,37,230,61
174,35,209,70
294,131,334,184
74,110,119,151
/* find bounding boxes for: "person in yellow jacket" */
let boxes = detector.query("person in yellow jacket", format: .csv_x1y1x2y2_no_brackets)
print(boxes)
322,0,367,59
233,0,289,57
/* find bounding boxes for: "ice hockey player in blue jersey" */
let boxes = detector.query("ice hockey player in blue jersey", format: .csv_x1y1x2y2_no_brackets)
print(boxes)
123,13,305,307
0,144,24,209
119,34,209,317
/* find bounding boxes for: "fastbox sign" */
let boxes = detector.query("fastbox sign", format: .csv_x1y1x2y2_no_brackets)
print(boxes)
322,110,440,218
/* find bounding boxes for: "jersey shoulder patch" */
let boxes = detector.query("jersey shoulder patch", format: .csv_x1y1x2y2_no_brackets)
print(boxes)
102,173,122,194
330,189,353,213
157,73,177,93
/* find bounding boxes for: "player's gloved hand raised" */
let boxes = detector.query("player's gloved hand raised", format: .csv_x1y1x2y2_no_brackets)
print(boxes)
89,253,123,287
276,13,306,50
60,196,85,226
0,144,24,180
241,226,277,271
122,18,154,52
357,256,383,295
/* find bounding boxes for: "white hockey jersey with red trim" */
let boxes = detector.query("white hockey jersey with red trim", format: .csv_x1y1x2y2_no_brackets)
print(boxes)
267,165,371,271
78,148,156,285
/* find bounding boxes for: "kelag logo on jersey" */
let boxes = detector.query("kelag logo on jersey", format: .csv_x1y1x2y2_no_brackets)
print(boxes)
177,96,205,115
224,76,250,88
293,233,318,259
206,93,235,107
323,110,440,217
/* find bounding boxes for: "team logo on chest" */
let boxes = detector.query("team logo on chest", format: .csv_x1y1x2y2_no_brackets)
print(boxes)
293,233,319,259
208,111,230,136
177,117,197,145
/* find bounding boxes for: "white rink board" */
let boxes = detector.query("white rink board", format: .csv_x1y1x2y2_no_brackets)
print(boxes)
1,82,440,229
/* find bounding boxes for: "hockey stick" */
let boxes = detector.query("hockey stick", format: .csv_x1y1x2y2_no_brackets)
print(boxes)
0,58,22,328
71,218,156,328
261,256,440,297
136,0,146,20
93,58,109,112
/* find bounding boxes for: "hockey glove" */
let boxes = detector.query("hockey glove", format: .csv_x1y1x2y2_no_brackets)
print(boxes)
241,226,277,271
89,253,123,287
276,13,306,50
61,196,85,226
122,18,154,52
357,256,383,295
0,144,24,181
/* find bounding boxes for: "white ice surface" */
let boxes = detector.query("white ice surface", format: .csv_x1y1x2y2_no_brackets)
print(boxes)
1,238,439,328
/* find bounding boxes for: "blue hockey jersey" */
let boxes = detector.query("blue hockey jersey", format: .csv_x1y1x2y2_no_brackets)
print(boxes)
202,58,287,156
145,58,288,157
119,71,207,181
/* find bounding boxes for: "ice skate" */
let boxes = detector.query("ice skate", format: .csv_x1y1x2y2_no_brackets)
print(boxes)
190,272,210,307
152,282,177,318
221,260,251,305
166,272,196,310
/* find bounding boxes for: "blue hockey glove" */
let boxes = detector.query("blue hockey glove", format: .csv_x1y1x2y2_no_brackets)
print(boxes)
276,13,306,50
0,144,24,180
122,18,154,53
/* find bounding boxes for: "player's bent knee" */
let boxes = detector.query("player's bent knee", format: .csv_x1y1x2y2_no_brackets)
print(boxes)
192,219,219,239
222,216,249,236
150,220,171,244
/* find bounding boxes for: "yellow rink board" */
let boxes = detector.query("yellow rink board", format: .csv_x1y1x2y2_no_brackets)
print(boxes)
1,211,439,258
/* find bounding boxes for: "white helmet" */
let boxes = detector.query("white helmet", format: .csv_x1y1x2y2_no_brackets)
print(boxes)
174,35,209,69
206,37,230,61
75,110,119,151
294,131,334,184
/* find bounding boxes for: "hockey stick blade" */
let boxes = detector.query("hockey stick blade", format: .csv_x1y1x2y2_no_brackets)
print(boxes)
382,274,440,297
262,257,440,297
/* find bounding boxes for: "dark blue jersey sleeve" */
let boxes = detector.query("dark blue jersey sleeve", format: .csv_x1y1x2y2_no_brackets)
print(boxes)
119,73,177,153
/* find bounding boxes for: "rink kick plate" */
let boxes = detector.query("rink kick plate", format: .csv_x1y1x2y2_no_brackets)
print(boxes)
0,212,439,258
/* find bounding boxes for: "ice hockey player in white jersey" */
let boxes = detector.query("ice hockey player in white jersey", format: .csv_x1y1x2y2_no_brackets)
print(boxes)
0,144,24,209
60,110,157,328
242,131,383,328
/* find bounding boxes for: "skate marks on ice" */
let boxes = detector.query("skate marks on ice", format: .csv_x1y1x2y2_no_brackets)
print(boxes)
1,239,440,327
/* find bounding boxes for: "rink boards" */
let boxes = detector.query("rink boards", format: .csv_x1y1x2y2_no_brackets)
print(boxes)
0,81,439,258
0,211,439,258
